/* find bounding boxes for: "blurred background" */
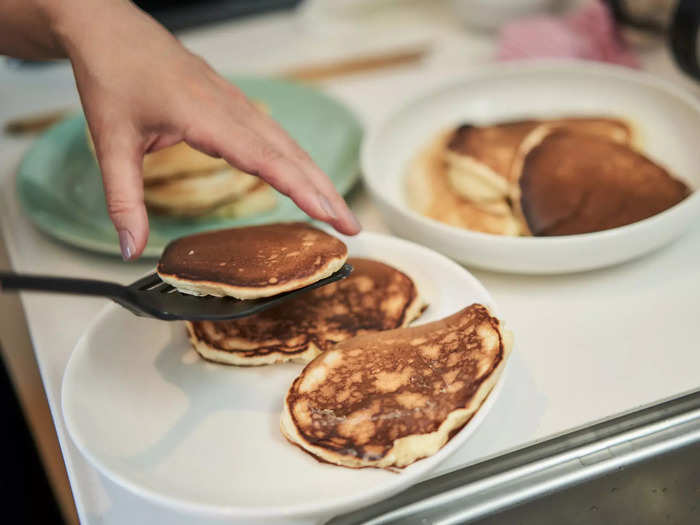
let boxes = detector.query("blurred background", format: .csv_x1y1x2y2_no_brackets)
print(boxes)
2,1,699,524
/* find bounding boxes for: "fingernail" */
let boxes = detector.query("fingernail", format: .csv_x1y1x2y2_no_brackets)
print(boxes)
348,211,362,232
119,229,135,261
318,194,337,220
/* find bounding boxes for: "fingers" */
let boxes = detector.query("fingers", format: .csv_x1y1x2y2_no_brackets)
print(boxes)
188,121,360,234
93,128,149,260
255,112,361,235
217,93,361,235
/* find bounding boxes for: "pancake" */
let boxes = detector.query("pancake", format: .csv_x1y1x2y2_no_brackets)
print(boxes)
142,142,230,184
281,304,512,469
86,101,269,184
143,168,264,216
445,120,538,202
85,125,228,184
157,223,348,299
519,130,690,236
141,101,269,184
406,132,521,236
445,117,634,203
209,182,277,219
554,117,634,145
186,258,425,366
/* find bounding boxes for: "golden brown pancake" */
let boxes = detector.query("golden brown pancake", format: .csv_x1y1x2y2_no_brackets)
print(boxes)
140,101,269,184
209,182,277,219
143,169,264,216
86,125,228,184
554,117,633,145
142,143,230,184
157,223,348,299
444,117,634,204
447,117,633,182
281,304,512,469
186,258,425,366
406,132,521,236
447,120,541,185
519,131,690,236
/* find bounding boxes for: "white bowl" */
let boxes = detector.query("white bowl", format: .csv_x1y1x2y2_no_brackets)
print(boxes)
361,61,700,274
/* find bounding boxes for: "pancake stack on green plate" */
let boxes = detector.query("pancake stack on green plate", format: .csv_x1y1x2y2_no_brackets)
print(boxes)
17,76,362,257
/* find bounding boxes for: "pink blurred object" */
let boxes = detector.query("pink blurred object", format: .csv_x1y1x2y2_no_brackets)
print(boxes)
496,0,640,68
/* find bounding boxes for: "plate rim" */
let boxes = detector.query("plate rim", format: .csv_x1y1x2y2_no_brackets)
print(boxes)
61,231,510,519
360,59,700,247
17,75,363,258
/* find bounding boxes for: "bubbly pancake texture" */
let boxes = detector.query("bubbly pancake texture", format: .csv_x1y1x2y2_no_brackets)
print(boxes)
186,258,425,365
281,304,512,469
157,223,348,299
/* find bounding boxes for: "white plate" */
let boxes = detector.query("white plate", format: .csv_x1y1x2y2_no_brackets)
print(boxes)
62,232,507,521
361,61,700,274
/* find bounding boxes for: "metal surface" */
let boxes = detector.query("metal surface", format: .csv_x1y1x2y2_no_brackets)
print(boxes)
328,389,700,525
473,441,700,525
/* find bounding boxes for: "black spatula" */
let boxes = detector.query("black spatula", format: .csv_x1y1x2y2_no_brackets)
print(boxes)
0,264,352,321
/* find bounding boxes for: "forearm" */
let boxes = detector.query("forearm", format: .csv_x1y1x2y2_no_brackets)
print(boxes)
0,0,65,59
0,0,144,61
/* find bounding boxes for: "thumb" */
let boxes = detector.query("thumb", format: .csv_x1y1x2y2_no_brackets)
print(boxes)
94,130,149,260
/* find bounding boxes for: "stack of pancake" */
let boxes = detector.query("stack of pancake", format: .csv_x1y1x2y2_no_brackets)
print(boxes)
141,142,276,218
86,102,277,219
407,117,690,236
158,223,513,469
185,257,426,365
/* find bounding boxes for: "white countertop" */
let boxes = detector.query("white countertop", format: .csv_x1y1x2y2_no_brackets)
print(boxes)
2,5,700,524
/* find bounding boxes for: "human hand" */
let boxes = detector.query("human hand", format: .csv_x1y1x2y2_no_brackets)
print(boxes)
49,0,360,260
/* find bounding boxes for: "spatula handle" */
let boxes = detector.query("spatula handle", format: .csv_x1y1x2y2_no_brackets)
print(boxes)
0,272,126,299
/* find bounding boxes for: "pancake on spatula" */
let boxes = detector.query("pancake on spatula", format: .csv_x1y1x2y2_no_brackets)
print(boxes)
186,258,425,366
157,223,348,299
281,304,512,469
519,130,690,235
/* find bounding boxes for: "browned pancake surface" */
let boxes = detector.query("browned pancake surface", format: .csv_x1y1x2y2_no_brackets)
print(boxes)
446,117,633,183
158,223,347,287
554,117,632,144
189,258,421,358
447,120,540,182
520,131,690,236
286,304,506,463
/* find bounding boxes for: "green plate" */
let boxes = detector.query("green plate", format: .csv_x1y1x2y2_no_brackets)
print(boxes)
17,76,363,258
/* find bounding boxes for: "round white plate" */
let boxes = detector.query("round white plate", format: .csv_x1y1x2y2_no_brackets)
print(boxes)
362,61,700,274
62,232,508,521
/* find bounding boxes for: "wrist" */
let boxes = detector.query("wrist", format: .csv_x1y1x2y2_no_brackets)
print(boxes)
37,0,132,60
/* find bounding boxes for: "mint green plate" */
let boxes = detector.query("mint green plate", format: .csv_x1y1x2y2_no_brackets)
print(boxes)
17,76,362,258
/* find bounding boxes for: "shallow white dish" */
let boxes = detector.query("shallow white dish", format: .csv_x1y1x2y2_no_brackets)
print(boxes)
361,61,700,274
62,232,508,522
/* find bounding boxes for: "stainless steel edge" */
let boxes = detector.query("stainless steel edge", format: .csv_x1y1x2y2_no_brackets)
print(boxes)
327,388,700,525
